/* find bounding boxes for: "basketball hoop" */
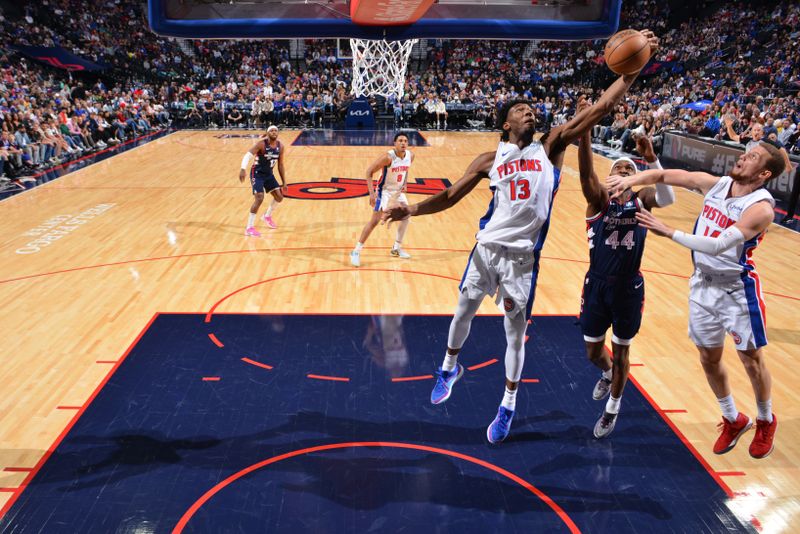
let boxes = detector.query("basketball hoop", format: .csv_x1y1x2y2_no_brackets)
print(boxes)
349,38,418,99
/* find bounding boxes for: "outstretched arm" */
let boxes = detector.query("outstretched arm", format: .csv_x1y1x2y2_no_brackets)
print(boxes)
635,200,773,254
576,98,608,216
608,167,719,197
544,30,659,165
382,151,495,221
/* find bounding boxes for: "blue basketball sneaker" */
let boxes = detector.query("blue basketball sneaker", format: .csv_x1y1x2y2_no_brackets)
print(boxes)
487,406,515,444
430,364,464,404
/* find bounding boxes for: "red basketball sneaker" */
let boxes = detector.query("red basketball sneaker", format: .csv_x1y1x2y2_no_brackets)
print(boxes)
749,414,777,459
713,412,752,455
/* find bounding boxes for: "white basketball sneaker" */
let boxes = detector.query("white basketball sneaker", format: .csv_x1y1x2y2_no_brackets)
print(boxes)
390,246,411,259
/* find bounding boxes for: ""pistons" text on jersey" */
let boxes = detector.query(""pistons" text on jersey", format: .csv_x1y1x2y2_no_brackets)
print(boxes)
702,205,735,229
496,159,542,178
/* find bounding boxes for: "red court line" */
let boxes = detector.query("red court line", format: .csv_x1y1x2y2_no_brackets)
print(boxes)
627,376,733,496
717,471,747,477
208,333,224,348
2,468,32,473
521,379,540,383
241,357,273,370
630,363,645,367
172,441,580,534
56,406,82,410
0,313,160,520
202,377,220,382
307,374,350,382
391,375,433,382
204,268,461,323
604,345,734,498
661,409,687,414
467,358,498,371
2,247,797,304
95,360,118,364
0,489,16,493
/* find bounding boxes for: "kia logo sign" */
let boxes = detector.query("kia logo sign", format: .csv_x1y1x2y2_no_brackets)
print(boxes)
349,110,370,116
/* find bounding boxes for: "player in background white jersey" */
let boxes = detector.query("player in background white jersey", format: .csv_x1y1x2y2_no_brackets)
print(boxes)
607,140,788,459
350,133,415,267
383,30,659,444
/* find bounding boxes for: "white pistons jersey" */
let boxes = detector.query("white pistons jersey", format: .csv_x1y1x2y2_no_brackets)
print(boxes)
476,141,560,252
693,176,774,276
378,149,412,194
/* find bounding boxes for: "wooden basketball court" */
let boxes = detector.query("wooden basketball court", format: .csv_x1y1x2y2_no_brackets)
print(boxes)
1,129,797,530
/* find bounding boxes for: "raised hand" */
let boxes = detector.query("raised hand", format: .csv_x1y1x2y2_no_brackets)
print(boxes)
606,174,632,199
635,208,673,237
635,135,657,162
640,29,659,58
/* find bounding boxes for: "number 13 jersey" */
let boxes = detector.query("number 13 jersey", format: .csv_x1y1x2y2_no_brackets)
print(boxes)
476,141,560,253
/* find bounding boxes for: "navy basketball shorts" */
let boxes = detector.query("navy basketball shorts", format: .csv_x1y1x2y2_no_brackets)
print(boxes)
251,169,281,195
579,272,645,345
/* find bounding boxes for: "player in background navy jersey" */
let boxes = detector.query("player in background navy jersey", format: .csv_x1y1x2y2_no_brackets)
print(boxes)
239,125,287,236
576,97,674,438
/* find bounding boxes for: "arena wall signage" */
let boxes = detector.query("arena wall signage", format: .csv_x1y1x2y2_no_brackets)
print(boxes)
11,45,106,71
661,131,799,203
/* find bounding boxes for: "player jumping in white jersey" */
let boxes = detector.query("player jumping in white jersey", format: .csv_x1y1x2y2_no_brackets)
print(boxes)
383,29,658,444
607,140,788,458
350,133,414,267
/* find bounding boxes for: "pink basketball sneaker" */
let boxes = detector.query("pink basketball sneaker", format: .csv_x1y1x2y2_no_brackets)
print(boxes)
245,227,261,237
263,214,277,229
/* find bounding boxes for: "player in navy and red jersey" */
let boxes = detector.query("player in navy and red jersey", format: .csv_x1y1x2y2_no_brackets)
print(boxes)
576,97,674,438
239,125,287,236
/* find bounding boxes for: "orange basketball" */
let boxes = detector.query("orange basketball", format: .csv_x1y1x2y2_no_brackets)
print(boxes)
604,29,651,75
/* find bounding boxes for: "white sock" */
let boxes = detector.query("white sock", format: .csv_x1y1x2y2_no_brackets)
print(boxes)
602,368,613,380
442,352,458,372
757,399,773,423
501,386,517,411
266,199,278,217
355,242,364,251
247,213,256,228
395,218,409,244
605,395,621,415
393,241,402,250
717,394,739,423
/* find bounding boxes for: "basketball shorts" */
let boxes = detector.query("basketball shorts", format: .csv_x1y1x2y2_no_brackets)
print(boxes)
688,269,768,351
374,190,408,212
251,169,281,195
579,272,644,345
459,242,539,318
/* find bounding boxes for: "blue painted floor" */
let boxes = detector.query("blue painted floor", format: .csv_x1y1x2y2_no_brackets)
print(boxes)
0,314,751,533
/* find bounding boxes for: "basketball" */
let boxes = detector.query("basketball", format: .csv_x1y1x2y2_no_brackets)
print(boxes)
604,29,651,75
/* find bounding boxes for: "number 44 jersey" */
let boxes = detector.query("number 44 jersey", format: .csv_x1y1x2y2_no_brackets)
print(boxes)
585,193,647,276
476,141,560,253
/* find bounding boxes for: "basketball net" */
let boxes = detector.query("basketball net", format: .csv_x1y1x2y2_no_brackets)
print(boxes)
349,38,417,99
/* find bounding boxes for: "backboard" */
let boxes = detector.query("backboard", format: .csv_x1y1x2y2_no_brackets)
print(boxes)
148,0,622,41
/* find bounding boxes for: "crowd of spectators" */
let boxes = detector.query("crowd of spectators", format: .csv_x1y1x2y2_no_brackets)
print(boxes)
1,0,799,180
